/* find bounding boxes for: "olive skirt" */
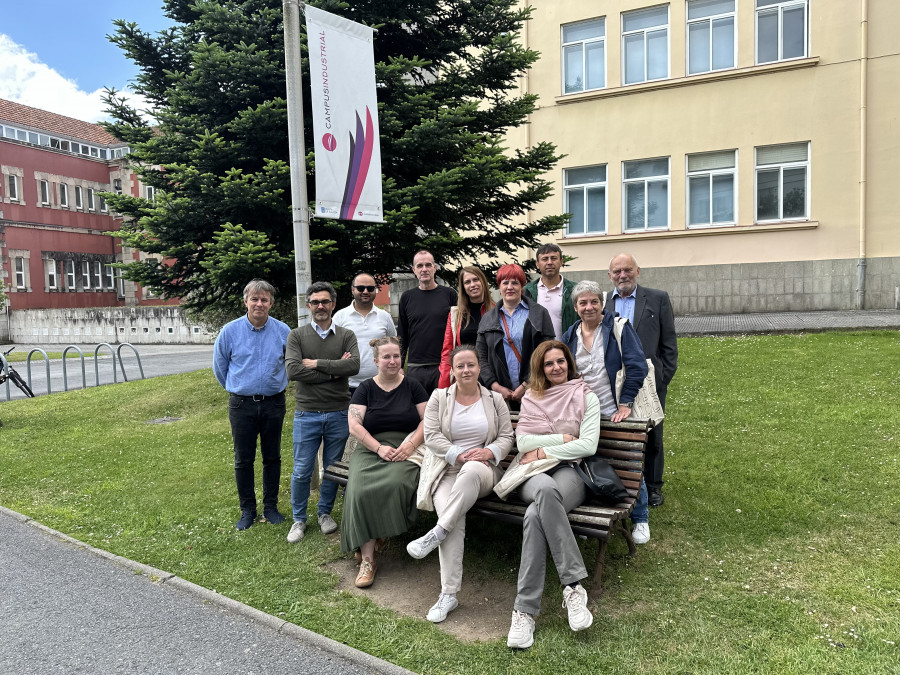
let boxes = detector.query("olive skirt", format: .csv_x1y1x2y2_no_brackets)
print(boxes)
340,431,420,553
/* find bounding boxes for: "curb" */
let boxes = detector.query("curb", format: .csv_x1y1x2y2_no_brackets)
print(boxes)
0,505,416,675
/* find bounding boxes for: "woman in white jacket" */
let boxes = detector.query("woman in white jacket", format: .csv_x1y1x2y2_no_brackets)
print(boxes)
408,345,514,623
493,340,601,649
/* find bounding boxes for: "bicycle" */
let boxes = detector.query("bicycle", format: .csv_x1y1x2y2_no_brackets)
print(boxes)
0,347,36,398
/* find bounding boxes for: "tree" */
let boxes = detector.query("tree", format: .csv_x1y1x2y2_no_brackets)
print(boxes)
102,0,567,319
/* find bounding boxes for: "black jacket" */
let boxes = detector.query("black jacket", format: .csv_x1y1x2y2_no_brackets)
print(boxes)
610,285,678,394
475,296,554,390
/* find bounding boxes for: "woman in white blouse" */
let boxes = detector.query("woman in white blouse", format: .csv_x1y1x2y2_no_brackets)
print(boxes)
408,345,514,623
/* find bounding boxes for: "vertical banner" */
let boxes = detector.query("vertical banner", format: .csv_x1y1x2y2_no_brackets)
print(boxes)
305,6,384,222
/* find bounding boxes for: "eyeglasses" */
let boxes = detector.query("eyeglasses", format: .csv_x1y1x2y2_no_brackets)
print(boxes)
307,299,333,307
354,285,376,293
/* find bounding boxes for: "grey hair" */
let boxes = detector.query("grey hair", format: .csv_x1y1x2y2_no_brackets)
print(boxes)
571,279,605,306
307,280,337,303
243,279,276,301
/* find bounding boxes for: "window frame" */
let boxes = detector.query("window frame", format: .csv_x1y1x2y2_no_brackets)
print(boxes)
686,150,738,228
46,259,58,290
754,142,810,223
621,5,670,86
59,183,69,208
561,17,607,95
87,188,95,211
75,186,83,210
14,257,27,290
81,260,91,289
39,179,51,205
66,260,76,290
145,185,156,202
105,264,115,289
622,157,671,232
755,0,809,65
8,174,19,201
563,164,608,237
93,261,103,289
686,0,736,75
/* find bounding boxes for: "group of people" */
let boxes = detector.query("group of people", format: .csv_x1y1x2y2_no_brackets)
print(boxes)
212,246,677,649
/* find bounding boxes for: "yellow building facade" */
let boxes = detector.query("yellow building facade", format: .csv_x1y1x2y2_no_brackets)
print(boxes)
519,0,900,313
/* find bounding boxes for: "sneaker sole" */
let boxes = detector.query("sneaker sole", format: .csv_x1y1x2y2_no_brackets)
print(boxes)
570,613,593,631
427,600,459,623
507,636,534,649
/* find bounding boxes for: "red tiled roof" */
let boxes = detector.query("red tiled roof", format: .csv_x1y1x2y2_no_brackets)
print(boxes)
0,98,124,146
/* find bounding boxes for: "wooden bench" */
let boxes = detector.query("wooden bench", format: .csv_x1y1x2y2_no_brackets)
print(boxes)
323,416,650,596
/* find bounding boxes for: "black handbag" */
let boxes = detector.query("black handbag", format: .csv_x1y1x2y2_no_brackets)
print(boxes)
573,457,629,505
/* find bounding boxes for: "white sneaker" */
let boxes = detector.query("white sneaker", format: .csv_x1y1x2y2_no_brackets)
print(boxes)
286,521,306,543
407,529,441,559
506,610,535,649
426,593,459,623
632,522,650,545
318,514,338,534
562,584,593,631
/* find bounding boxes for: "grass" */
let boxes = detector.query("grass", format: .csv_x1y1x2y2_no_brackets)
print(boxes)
1,330,899,674
3,350,82,362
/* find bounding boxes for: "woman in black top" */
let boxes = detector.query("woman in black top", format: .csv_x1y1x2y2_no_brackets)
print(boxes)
343,336,428,588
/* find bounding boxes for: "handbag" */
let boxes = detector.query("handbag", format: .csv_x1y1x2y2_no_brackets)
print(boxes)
611,317,665,428
573,456,629,505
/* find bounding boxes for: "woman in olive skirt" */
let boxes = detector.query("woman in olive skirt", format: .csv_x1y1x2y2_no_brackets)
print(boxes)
343,336,428,588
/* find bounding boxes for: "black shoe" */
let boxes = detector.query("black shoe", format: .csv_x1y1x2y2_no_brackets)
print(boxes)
263,507,285,525
648,488,664,507
236,511,256,530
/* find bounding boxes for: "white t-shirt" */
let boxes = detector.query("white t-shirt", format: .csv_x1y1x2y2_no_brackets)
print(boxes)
332,302,397,388
574,326,618,415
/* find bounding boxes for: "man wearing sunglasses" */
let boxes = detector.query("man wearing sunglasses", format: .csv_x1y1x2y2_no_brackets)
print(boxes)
285,281,360,543
333,273,396,396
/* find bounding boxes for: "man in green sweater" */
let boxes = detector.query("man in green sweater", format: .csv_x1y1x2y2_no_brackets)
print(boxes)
523,243,578,340
285,281,360,543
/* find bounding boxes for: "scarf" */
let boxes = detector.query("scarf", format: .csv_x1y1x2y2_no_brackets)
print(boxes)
515,378,591,438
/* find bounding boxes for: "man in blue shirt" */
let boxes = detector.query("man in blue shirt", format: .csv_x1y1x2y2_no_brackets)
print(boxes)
213,279,292,530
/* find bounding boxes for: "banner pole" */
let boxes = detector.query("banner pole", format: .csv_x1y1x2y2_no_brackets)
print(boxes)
283,0,311,327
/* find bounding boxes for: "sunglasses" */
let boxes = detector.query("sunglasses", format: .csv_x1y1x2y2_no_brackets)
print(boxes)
307,299,333,307
354,285,376,292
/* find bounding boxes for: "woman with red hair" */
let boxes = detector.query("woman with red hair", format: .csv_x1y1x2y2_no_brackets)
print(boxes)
475,264,554,407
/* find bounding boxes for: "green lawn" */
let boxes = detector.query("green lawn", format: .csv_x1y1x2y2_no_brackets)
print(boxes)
1,331,898,674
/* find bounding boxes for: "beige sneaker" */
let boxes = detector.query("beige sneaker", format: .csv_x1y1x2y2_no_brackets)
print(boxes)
355,558,376,588
286,521,306,543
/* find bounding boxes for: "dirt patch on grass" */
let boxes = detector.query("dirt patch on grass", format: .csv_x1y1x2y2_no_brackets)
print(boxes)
325,540,517,643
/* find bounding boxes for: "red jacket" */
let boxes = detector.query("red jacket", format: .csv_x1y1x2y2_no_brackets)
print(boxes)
437,304,489,388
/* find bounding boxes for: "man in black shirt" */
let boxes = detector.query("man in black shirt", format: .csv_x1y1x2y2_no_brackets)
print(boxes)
398,250,457,396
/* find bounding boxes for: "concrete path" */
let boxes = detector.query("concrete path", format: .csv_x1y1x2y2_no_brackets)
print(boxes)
0,507,412,675
676,309,900,336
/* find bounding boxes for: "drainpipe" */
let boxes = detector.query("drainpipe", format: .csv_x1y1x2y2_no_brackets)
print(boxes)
856,0,869,310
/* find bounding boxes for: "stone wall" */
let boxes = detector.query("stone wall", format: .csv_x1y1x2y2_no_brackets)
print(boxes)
9,306,214,344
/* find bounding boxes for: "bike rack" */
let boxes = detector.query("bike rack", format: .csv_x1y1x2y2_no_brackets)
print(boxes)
94,343,118,387
116,343,145,382
26,348,51,395
62,345,87,391
1,353,9,401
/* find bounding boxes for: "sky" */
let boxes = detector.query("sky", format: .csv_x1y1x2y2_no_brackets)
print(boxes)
0,0,174,123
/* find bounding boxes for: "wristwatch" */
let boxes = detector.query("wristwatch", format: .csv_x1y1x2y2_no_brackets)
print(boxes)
621,401,634,409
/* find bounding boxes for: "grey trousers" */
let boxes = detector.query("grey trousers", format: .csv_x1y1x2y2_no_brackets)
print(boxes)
433,461,498,594
513,465,588,616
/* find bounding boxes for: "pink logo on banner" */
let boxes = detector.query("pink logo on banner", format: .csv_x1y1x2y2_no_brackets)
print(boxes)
322,133,337,152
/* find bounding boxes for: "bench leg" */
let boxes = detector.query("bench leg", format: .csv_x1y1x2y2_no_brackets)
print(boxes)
590,538,609,599
621,523,637,556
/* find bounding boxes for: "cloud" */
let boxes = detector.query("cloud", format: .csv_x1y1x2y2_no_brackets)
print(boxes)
0,33,148,124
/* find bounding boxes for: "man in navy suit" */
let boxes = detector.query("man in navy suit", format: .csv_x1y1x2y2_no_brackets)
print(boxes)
608,253,678,507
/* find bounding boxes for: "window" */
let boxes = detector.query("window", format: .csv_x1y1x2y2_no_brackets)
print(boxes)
564,165,607,235
145,185,156,202
8,175,18,201
40,179,50,205
622,5,668,85
14,257,27,290
688,0,735,74
75,186,83,209
94,261,103,289
623,157,670,231
99,195,108,213
562,18,605,94
105,264,115,289
60,183,69,207
114,178,122,194
82,260,91,289
87,188,95,211
756,142,809,221
687,150,736,227
66,260,76,290
115,268,125,297
45,259,58,290
756,0,808,64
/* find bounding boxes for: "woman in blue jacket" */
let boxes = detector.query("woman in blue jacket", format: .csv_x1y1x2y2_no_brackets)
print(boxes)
561,280,652,544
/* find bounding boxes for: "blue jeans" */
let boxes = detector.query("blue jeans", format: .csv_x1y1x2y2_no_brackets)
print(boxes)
632,480,649,524
290,410,349,522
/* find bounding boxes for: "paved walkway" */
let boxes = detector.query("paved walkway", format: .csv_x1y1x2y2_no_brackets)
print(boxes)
0,507,412,675
675,309,900,336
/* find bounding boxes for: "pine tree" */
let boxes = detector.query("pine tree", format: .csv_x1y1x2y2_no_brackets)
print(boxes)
102,0,567,318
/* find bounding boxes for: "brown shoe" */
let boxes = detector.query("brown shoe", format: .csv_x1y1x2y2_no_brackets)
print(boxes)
355,557,376,588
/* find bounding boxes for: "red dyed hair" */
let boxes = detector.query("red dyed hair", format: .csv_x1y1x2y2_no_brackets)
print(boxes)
496,263,526,286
